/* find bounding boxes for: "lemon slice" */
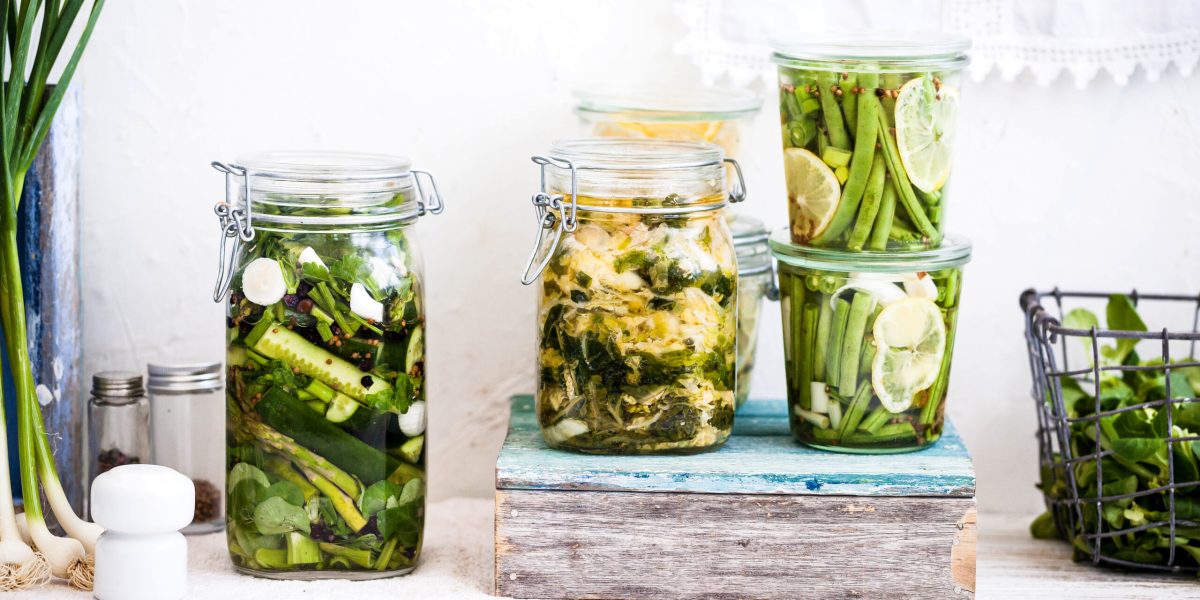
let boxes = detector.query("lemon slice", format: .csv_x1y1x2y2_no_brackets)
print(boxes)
895,77,959,193
871,297,946,413
784,147,841,241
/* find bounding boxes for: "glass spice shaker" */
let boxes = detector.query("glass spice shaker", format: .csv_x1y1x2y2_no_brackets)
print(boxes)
147,362,225,534
88,372,151,510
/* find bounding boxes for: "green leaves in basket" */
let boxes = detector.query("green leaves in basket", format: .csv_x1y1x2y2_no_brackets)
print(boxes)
1032,294,1200,571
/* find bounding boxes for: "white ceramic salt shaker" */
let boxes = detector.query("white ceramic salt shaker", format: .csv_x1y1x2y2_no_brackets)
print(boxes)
91,464,194,600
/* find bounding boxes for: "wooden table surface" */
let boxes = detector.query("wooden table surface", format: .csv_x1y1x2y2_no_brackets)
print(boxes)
978,513,1199,599
14,501,1195,599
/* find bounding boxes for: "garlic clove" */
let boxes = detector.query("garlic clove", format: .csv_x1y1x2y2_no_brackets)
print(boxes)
349,283,384,322
398,400,426,437
242,258,287,306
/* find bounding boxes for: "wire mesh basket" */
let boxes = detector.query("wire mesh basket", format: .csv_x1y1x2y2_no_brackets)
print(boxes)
1021,288,1200,573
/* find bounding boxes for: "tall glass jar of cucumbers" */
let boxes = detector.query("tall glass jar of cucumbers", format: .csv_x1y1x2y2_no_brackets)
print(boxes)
211,152,444,579
770,231,970,453
522,138,747,454
772,37,969,252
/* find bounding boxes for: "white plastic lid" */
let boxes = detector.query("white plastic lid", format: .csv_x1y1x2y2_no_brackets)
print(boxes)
91,464,195,534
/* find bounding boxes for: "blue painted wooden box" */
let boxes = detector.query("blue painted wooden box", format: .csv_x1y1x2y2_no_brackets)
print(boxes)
495,396,977,599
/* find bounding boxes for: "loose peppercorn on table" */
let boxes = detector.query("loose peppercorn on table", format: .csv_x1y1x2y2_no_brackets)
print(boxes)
495,395,977,599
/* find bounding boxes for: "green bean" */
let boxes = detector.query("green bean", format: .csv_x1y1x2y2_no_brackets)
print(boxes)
816,71,850,149
872,100,941,244
844,422,917,445
839,382,873,438
847,153,887,251
788,272,807,390
920,307,957,426
880,74,902,127
811,72,879,245
826,297,851,384
858,408,889,434
838,292,873,396
841,73,858,139
858,336,876,377
798,302,818,410
868,180,897,251
812,299,834,382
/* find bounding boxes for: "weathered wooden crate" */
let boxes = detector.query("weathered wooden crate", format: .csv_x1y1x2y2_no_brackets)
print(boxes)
495,395,976,599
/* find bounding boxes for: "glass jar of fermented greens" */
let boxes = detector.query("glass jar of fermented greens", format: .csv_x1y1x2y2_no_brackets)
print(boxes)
574,86,762,160
771,36,969,252
211,151,443,579
770,230,970,453
730,214,776,409
522,138,747,454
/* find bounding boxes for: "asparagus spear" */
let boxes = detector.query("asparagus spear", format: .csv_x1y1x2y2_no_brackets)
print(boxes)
300,466,368,533
847,153,887,251
872,100,941,243
811,72,880,245
838,292,874,396
816,71,850,149
826,298,851,384
798,302,819,410
868,180,898,251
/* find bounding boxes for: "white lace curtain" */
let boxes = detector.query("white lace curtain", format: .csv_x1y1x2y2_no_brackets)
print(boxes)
675,0,1200,87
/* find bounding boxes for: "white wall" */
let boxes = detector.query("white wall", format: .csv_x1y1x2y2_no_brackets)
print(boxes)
78,0,1200,516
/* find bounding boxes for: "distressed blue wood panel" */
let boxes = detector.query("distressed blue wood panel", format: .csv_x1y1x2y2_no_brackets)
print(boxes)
3,87,83,513
496,395,975,497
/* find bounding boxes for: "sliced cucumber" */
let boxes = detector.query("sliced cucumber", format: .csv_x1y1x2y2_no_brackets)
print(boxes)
405,326,424,373
251,322,391,401
227,345,249,367
325,393,359,424
399,435,424,464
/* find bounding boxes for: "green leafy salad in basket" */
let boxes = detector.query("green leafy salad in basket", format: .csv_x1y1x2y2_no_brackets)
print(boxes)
1032,294,1200,571
226,228,427,573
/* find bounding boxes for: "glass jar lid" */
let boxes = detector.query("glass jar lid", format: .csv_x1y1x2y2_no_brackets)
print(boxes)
770,228,971,273
540,138,741,209
233,151,419,225
771,33,970,72
731,214,771,275
92,371,145,403
147,362,223,395
574,85,763,122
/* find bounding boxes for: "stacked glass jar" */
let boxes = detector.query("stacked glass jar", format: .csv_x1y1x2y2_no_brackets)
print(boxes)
574,87,775,410
770,36,972,453
212,151,442,578
522,138,746,454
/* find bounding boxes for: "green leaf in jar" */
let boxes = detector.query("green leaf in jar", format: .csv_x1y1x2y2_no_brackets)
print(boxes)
359,480,404,518
254,496,312,535
262,481,305,507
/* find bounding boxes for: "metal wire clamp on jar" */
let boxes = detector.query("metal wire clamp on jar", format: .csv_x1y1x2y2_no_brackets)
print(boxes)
522,138,747,455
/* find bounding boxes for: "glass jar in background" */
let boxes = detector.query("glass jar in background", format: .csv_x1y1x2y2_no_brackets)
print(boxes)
770,230,970,453
88,372,151,507
522,138,746,454
771,36,969,251
574,85,762,161
212,151,443,579
147,362,225,534
731,214,776,409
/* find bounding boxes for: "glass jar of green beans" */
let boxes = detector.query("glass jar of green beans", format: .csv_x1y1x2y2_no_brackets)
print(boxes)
771,36,969,252
770,230,971,453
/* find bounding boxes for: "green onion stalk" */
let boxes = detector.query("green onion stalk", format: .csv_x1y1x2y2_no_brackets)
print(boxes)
0,0,106,590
